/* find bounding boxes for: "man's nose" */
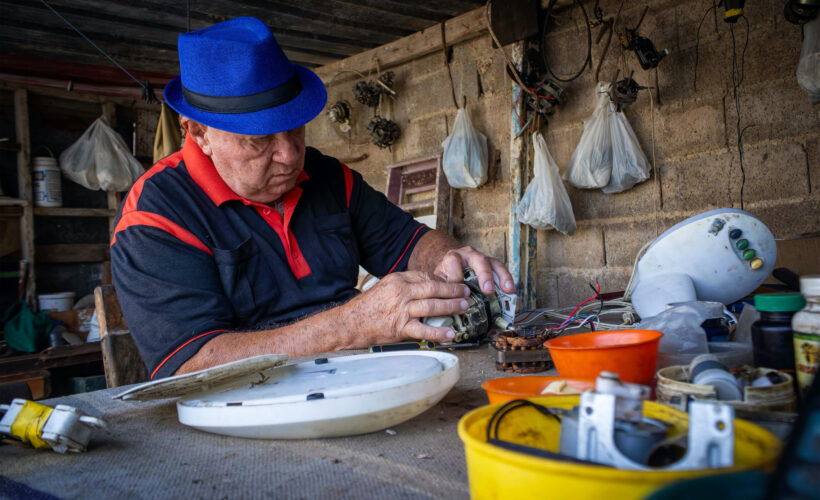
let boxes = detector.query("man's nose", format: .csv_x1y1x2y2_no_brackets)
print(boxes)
272,133,300,163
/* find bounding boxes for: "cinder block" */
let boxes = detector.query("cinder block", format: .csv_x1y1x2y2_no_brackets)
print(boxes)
604,222,661,267
537,226,604,269
742,143,809,202
536,270,560,309
725,83,820,149
552,268,632,310
460,183,510,229
458,226,507,262
660,151,735,211
544,122,583,173
393,113,448,162
751,198,820,240
567,174,661,221
660,142,809,211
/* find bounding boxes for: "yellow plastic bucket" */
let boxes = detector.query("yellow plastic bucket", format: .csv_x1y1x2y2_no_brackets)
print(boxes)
457,396,781,500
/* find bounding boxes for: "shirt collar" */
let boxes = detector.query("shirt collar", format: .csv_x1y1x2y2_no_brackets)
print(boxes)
182,138,310,207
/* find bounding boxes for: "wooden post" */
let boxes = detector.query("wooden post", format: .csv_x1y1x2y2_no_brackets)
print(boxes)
507,43,537,310
14,88,35,306
101,101,121,236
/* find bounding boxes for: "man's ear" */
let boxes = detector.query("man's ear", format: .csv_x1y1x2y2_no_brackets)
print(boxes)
180,118,211,155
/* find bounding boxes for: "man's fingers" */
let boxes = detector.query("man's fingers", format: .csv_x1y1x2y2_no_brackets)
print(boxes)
490,259,516,294
439,252,464,283
407,298,469,319
407,279,469,300
461,250,495,294
403,320,455,343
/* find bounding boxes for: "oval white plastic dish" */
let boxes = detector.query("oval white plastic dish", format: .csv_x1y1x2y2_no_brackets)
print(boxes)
176,351,460,439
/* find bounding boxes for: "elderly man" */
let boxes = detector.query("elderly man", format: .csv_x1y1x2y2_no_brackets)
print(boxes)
111,17,514,380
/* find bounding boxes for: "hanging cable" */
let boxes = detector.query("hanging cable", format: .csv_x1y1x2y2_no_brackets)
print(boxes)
693,1,717,92
38,0,156,103
730,15,750,210
441,22,460,109
540,0,593,82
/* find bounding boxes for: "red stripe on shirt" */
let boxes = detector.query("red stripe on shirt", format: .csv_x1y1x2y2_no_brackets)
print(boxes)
122,151,183,215
150,329,227,379
386,226,425,275
341,163,353,209
111,210,213,256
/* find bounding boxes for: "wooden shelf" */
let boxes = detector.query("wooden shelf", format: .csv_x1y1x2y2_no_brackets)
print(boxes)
0,140,21,152
34,207,117,217
37,243,110,263
0,197,28,207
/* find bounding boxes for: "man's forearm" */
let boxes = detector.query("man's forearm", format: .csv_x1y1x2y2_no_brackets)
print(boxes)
407,230,462,276
175,302,358,375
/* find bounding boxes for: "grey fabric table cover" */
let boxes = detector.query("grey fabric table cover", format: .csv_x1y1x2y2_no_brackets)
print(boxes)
1,349,542,499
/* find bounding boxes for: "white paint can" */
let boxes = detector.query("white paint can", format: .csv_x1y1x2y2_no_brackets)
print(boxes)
38,291,75,312
33,156,62,207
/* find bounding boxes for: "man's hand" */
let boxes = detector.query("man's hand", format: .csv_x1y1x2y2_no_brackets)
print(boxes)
435,246,516,295
342,271,471,346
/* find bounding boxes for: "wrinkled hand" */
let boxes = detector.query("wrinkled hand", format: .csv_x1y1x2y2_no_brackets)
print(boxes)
434,246,516,295
344,271,471,346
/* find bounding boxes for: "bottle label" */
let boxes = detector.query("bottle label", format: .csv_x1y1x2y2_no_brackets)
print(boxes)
794,331,820,397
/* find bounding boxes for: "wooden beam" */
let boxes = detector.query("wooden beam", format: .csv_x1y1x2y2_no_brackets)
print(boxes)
14,88,35,306
314,6,488,83
37,243,110,263
34,207,118,217
0,80,160,109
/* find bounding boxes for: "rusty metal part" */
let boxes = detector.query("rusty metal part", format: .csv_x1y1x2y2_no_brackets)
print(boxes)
492,330,554,373
366,116,401,149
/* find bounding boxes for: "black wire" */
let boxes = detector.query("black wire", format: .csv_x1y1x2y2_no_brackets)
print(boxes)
730,15,750,210
38,0,155,102
540,0,592,83
187,0,191,32
693,2,717,92
485,400,561,444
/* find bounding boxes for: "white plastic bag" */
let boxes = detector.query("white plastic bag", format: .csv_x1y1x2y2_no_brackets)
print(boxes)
563,82,612,189
634,303,710,355
516,132,576,235
59,117,144,192
441,109,488,189
603,108,651,194
797,16,820,104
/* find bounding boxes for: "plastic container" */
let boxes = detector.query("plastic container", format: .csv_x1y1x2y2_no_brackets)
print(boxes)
32,156,62,207
544,330,662,384
458,396,781,500
689,354,743,401
481,376,595,404
793,275,820,398
37,292,75,312
752,293,805,371
657,341,753,370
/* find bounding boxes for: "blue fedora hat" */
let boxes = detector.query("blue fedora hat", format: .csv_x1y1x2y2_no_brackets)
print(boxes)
164,17,327,135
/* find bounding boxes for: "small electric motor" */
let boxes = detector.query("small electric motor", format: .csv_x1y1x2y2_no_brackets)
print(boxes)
424,269,517,343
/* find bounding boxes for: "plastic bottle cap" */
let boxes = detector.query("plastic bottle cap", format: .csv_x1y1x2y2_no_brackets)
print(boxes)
800,275,820,297
754,293,806,312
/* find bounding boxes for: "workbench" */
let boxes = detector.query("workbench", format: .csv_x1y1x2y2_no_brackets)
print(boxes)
1,348,539,499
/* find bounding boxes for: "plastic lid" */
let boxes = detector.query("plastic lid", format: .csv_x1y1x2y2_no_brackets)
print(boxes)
754,293,806,312
800,275,820,297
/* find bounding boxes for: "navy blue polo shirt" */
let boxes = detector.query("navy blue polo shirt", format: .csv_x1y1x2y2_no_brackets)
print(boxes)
110,138,429,379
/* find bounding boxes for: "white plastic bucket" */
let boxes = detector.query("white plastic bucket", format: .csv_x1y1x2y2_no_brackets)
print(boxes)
38,292,75,312
33,156,62,207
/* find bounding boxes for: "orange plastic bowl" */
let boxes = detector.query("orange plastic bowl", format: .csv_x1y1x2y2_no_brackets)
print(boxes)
544,330,663,384
481,376,596,404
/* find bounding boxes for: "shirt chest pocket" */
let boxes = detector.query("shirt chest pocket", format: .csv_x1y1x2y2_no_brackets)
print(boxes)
212,238,273,321
313,213,360,284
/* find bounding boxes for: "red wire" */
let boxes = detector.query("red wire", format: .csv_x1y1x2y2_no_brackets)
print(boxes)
551,282,601,331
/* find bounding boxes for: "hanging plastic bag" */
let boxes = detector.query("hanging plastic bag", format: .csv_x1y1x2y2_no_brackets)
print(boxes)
563,82,613,189
516,132,576,235
441,108,488,189
59,117,144,192
797,16,820,104
603,108,651,194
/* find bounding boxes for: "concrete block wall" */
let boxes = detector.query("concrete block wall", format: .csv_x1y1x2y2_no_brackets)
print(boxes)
306,33,513,264
306,0,819,309
536,0,818,308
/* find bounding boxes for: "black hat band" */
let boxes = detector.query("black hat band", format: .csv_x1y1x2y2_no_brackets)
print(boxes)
181,72,302,115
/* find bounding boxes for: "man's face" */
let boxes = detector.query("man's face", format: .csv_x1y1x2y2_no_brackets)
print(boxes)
189,121,306,204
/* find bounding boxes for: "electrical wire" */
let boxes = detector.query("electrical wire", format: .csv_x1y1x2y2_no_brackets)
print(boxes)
730,15,750,210
693,1,718,92
38,0,155,103
540,0,593,82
